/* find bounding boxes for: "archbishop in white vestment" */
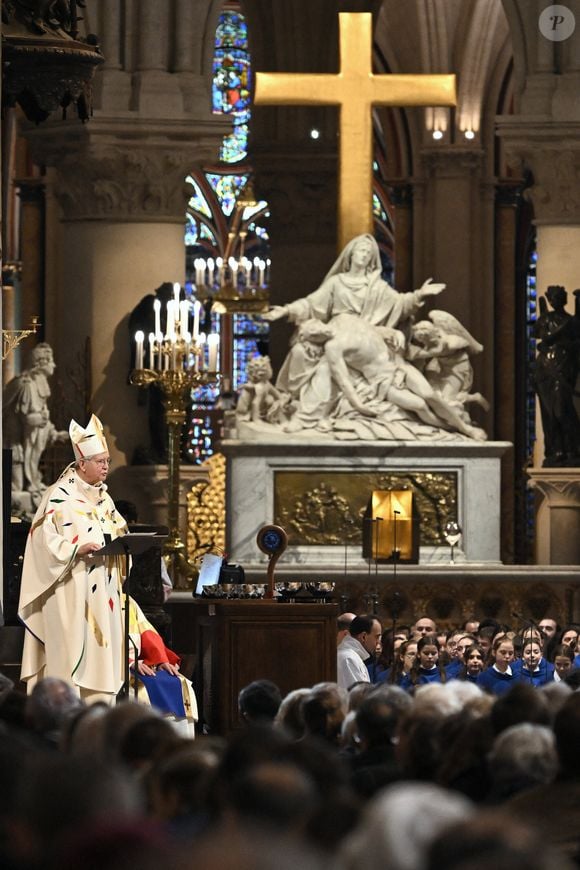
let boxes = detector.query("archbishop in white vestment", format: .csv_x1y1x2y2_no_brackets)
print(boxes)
18,415,127,703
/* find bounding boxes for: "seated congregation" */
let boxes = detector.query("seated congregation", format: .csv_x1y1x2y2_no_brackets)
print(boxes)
1,612,580,870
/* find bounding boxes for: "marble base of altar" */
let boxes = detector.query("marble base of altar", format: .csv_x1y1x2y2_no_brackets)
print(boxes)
222,439,511,568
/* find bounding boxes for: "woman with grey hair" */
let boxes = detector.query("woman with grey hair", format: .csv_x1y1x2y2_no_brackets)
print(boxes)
338,782,473,870
487,723,558,802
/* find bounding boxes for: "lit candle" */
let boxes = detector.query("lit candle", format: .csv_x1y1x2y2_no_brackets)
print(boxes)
166,301,175,339
207,333,219,372
180,300,189,337
134,330,144,370
207,258,215,287
148,332,155,370
198,332,206,371
216,257,224,287
153,299,161,337
266,258,271,283
192,300,200,340
258,259,265,287
183,332,191,369
173,282,181,309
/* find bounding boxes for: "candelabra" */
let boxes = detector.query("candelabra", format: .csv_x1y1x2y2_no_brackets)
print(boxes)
2,315,40,360
193,180,270,315
130,285,219,587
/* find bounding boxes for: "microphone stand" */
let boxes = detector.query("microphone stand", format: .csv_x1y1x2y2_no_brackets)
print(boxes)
373,517,383,615
390,591,401,684
341,517,354,612
392,509,401,583
95,530,167,701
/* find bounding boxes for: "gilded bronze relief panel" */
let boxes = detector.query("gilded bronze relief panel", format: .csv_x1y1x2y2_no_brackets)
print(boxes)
274,471,458,546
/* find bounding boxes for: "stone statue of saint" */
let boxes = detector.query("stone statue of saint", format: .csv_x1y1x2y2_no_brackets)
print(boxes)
260,234,486,441
3,342,68,510
533,285,580,467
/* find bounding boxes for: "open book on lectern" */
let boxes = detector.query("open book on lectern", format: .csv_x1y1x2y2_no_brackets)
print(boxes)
93,530,167,558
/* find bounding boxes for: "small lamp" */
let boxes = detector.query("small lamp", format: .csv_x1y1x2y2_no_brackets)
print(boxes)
362,489,419,563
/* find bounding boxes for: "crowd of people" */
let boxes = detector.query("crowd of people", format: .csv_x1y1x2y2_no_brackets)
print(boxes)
1,612,580,869
337,613,578,694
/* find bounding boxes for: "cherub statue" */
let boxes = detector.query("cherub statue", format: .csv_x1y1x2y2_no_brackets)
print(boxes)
236,355,290,425
409,311,489,412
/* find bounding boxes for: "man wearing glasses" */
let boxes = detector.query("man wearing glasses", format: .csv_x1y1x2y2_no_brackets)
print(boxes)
18,414,128,704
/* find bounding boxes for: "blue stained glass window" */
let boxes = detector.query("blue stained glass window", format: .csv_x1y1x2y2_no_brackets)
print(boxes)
526,246,538,457
220,125,249,164
525,243,538,551
232,312,269,391
251,224,269,240
186,175,212,218
185,412,216,463
185,215,198,247
213,9,252,163
373,192,387,222
184,3,271,465
205,172,249,216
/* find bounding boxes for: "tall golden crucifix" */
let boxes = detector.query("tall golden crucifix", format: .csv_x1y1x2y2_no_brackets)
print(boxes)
255,12,456,251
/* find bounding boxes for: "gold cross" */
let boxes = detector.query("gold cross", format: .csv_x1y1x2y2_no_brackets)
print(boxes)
255,12,456,251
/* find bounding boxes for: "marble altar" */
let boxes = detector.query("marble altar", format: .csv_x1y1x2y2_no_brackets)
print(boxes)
222,439,512,571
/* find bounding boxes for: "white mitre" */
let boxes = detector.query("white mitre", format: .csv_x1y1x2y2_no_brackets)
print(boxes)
69,414,108,459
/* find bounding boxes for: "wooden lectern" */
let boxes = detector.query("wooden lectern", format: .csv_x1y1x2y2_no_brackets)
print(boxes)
183,599,338,735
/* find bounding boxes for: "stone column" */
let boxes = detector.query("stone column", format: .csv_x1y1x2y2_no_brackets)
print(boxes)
15,179,44,344
494,181,522,562
528,470,580,564
132,0,183,116
93,0,131,111
25,116,226,472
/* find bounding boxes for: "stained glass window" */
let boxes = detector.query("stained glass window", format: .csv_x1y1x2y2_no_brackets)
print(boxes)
212,8,251,164
205,172,250,216
525,242,538,554
526,245,538,458
184,411,219,464
184,2,271,465
232,314,270,390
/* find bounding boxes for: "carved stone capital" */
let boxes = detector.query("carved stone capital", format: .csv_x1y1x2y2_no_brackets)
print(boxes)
24,117,228,222
56,146,197,222
496,120,580,224
420,146,485,178
528,468,580,508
